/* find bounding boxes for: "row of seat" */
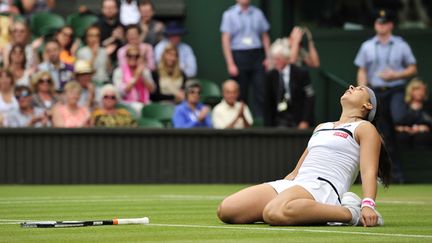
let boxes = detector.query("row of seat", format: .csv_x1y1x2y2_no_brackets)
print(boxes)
29,12,99,38
118,79,222,128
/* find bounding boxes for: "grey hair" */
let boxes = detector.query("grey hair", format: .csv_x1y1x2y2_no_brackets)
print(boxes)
270,38,291,59
99,84,120,103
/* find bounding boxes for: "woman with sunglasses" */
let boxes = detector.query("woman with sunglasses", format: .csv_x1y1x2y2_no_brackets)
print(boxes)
113,45,155,115
217,85,392,227
31,71,58,113
4,85,49,127
91,84,136,127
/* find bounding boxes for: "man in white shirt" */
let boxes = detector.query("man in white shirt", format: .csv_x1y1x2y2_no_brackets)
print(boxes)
212,79,253,129
119,0,140,25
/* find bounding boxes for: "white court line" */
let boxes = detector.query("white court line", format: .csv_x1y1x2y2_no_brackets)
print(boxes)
148,223,432,239
1,220,431,239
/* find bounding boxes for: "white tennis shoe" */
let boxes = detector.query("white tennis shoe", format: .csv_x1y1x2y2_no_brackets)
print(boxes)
341,192,384,226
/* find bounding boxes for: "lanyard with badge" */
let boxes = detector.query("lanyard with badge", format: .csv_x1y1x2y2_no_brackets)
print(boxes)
239,9,255,47
374,41,393,66
277,68,291,112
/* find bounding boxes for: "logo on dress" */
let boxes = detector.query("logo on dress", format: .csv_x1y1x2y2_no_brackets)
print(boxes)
333,131,348,138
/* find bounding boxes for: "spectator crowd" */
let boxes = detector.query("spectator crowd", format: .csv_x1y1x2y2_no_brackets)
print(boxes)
0,0,430,155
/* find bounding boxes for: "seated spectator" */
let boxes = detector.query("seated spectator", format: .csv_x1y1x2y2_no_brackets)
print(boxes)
98,0,124,62
74,60,96,110
138,0,164,46
395,78,432,148
264,38,315,129
117,24,154,70
38,39,74,92
0,68,18,117
51,81,90,128
18,0,55,18
288,26,320,68
0,0,19,14
91,84,136,127
7,44,33,87
2,21,41,69
212,79,253,129
31,71,58,112
55,26,80,66
172,80,212,128
77,25,111,85
4,85,49,127
155,21,197,78
113,45,155,114
119,0,140,26
151,44,186,103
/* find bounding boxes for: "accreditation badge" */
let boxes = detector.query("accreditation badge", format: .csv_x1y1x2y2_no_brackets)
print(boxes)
242,36,253,46
277,101,288,112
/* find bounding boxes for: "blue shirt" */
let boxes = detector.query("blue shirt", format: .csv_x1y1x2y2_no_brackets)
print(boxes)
172,101,212,128
220,4,270,51
354,35,416,88
155,39,197,78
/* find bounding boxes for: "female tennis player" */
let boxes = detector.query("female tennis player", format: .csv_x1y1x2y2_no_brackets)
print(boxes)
217,85,391,227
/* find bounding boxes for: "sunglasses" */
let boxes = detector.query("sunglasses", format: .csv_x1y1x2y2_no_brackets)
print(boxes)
15,90,31,99
39,78,52,84
103,95,116,100
126,54,140,59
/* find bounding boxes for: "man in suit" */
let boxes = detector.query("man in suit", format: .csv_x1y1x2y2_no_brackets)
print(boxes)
264,38,315,129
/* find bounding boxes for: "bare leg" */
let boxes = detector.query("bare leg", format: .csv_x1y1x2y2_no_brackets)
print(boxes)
263,186,352,226
217,184,277,224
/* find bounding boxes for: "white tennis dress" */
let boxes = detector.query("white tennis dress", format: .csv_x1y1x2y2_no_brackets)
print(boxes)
267,121,366,205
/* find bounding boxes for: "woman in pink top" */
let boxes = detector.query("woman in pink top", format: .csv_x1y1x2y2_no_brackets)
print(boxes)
117,24,155,70
113,45,155,115
52,81,90,128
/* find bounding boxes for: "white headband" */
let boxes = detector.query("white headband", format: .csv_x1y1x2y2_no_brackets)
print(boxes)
365,87,377,122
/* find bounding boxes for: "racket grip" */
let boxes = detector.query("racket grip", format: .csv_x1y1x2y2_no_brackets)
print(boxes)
114,217,149,225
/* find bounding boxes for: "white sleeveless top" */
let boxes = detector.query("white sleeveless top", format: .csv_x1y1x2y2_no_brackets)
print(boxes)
296,121,367,195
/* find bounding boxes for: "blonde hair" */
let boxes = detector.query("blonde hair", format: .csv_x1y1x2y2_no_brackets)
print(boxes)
270,38,291,59
31,71,55,94
405,78,428,103
158,44,181,79
64,81,81,93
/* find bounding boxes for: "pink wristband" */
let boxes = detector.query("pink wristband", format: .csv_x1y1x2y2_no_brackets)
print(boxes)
361,198,376,209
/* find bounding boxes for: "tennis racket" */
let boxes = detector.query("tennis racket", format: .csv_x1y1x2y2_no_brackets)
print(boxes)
21,217,149,228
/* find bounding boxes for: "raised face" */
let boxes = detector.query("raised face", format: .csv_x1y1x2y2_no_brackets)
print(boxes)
341,85,372,108
223,81,239,106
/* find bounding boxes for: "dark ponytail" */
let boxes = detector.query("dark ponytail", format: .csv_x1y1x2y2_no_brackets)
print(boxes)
370,99,392,187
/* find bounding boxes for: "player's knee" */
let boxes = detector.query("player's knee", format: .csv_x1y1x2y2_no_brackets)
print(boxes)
263,201,298,226
217,200,237,224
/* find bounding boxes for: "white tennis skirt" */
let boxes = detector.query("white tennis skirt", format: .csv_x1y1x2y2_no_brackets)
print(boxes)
266,177,341,206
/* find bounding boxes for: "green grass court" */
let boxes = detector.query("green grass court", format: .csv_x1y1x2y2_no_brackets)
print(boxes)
1,184,431,242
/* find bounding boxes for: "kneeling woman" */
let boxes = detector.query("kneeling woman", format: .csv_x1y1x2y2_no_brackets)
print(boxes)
217,85,391,227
